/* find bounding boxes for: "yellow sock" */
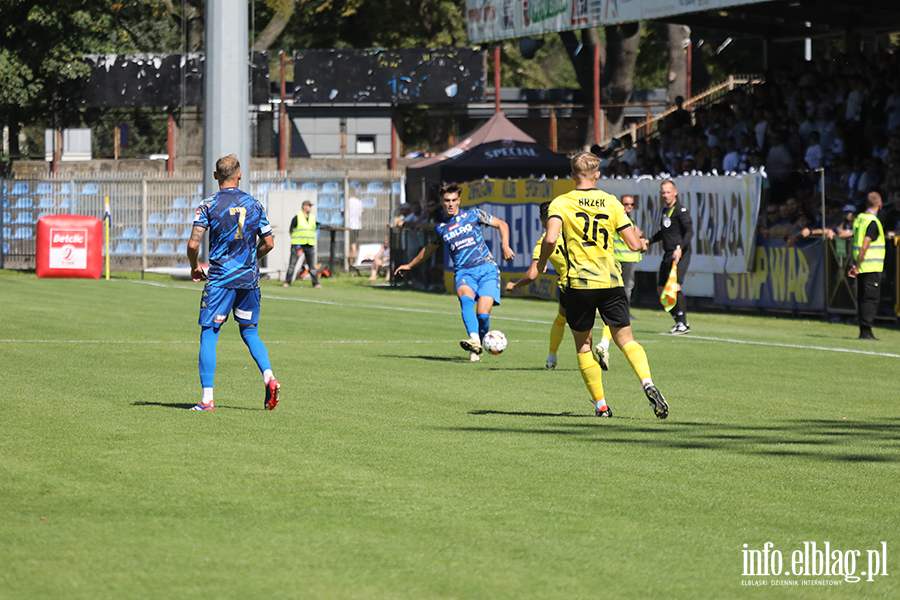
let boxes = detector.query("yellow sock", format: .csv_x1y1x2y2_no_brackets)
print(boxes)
577,351,605,402
622,340,652,382
601,324,612,341
549,313,566,355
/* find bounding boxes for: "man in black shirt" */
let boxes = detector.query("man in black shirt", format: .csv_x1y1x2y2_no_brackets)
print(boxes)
649,180,694,334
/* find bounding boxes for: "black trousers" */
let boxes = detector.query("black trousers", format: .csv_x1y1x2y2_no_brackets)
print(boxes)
856,270,882,333
285,243,319,286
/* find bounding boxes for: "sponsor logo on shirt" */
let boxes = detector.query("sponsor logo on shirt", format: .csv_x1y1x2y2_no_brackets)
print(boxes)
444,223,474,241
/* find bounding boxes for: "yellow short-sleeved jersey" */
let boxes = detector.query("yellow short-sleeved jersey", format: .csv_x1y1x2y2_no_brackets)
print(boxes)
548,188,630,289
531,232,567,285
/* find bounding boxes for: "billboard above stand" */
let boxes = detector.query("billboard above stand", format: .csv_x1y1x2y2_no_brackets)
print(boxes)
292,48,484,104
65,52,270,108
465,0,771,43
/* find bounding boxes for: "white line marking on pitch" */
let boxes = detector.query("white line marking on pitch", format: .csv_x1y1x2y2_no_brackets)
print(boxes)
123,280,896,358
0,339,553,345
127,279,553,324
656,333,900,358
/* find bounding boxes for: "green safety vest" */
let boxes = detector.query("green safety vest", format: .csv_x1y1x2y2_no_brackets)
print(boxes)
291,212,316,245
852,211,885,274
613,213,642,263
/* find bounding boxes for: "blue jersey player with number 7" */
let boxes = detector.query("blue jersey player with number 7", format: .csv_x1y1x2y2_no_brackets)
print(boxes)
186,154,280,411
395,183,515,362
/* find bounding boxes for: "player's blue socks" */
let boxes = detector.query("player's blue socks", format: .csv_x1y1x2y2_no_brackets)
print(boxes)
477,313,490,341
198,326,220,388
240,325,272,374
459,296,479,337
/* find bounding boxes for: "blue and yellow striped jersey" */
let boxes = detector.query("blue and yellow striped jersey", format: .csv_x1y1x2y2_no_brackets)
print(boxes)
431,208,496,271
194,187,273,289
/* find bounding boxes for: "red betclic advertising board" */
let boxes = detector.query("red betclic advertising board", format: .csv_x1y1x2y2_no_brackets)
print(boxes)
36,215,103,279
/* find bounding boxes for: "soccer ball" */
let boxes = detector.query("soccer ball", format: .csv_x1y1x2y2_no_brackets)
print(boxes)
483,330,507,355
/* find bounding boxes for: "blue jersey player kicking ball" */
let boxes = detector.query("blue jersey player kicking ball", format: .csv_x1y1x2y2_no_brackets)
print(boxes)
186,154,280,411
395,183,515,362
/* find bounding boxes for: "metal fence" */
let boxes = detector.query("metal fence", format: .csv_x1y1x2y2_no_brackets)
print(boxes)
1,170,404,271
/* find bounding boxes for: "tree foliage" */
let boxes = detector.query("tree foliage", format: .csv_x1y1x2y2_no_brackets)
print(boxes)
255,0,467,51
0,1,180,127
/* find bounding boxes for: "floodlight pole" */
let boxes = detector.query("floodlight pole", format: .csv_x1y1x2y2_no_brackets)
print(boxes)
203,0,250,199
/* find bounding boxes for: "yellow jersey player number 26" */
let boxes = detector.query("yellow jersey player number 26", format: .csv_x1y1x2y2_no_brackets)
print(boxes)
537,151,669,420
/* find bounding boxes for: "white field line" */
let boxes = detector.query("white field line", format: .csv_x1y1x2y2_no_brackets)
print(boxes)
6,279,892,358
129,278,553,324
655,333,900,359
0,339,553,345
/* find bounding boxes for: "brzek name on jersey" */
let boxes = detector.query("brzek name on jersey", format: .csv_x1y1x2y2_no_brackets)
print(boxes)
578,198,607,208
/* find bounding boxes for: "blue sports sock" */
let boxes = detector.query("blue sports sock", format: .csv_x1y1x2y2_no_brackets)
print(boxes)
477,313,490,341
240,325,272,374
459,296,479,337
198,326,220,388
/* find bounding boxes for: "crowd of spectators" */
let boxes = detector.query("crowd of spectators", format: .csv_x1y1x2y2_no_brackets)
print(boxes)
600,50,900,245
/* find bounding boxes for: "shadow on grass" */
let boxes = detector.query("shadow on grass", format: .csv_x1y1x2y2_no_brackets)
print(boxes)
450,415,900,464
132,401,259,411
383,354,474,362
470,409,586,418
485,367,577,372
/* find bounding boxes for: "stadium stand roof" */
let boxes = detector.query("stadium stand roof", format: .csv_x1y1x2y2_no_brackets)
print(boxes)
660,0,900,42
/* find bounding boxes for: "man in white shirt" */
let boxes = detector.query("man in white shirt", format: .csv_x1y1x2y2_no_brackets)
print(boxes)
754,107,772,150
722,138,740,172
765,133,794,181
619,134,638,168
804,131,824,170
346,194,363,266
844,76,865,123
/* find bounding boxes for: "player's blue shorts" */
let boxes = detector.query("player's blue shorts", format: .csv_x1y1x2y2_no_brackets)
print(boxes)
198,285,261,328
455,262,501,305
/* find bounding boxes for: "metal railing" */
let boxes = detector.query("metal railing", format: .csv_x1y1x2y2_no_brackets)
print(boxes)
598,74,765,148
1,170,405,272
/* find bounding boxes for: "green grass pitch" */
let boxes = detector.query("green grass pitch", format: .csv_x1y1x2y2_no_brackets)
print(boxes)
1,269,897,599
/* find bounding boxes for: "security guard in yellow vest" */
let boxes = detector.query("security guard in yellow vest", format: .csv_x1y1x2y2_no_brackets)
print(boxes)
283,200,321,288
849,191,885,340
613,194,644,310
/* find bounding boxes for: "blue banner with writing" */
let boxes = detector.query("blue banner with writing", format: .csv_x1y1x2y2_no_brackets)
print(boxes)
713,238,824,310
